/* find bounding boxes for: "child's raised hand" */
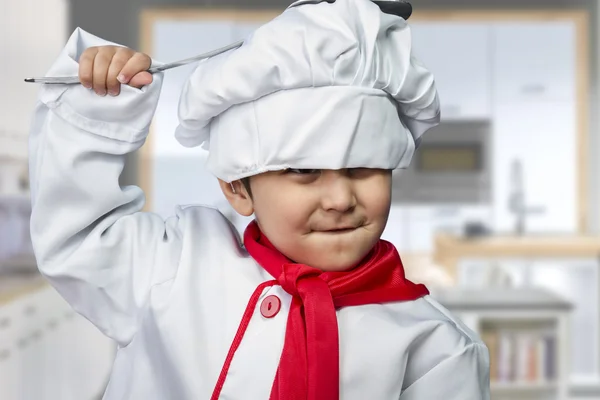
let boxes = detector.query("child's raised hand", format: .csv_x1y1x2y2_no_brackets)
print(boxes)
78,46,153,96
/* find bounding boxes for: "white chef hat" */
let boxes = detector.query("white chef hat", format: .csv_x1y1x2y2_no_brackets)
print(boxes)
175,0,440,183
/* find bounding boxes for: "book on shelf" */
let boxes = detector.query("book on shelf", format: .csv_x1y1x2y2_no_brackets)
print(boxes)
481,329,556,385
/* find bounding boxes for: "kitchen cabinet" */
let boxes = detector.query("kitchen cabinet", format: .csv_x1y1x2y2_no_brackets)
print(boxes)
491,22,576,103
490,21,578,234
0,285,114,400
153,20,237,157
491,101,577,233
409,22,492,120
0,299,21,400
150,19,270,159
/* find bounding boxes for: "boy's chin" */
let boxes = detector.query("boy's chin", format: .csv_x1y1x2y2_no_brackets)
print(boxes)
281,235,379,272
303,254,367,272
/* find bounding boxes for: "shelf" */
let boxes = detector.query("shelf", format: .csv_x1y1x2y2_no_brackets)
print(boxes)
569,376,600,397
433,287,572,312
492,381,557,392
481,319,556,331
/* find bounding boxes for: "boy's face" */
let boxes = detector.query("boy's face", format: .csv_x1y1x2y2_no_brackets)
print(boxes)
220,168,392,272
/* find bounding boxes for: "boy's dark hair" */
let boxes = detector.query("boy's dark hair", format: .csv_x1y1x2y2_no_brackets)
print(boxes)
241,177,253,198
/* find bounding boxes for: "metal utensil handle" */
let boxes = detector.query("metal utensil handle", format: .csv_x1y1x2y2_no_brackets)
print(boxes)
24,39,244,85
147,39,243,73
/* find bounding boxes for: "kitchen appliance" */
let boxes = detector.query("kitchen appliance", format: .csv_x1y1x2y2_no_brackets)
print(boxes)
392,120,491,203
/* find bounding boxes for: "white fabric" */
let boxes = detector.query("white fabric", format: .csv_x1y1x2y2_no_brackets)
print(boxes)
176,0,440,182
29,28,488,399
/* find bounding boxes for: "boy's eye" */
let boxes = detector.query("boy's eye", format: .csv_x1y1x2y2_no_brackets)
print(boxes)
287,169,320,174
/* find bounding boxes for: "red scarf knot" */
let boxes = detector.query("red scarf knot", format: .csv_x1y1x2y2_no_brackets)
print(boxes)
279,263,324,297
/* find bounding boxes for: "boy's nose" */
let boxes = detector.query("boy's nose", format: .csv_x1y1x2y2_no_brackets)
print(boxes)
320,172,357,212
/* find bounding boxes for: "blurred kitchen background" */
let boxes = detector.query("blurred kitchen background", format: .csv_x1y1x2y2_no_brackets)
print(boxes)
2,0,600,399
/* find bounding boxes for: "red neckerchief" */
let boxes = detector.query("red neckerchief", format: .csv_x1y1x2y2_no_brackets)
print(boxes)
210,220,429,400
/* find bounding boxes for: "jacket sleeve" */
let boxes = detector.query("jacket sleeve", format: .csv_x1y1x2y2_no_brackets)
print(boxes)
399,342,491,400
29,28,183,346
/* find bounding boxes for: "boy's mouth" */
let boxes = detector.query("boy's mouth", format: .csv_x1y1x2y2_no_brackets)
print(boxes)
319,226,359,233
311,218,366,234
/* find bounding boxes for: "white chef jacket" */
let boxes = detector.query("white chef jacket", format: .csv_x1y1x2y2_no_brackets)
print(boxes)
29,28,490,400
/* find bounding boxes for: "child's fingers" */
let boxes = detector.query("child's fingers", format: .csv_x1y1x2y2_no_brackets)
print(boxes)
117,53,152,85
78,47,99,89
106,50,131,96
92,49,115,96
128,72,153,89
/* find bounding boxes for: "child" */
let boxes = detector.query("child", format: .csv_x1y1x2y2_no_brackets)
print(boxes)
29,0,490,398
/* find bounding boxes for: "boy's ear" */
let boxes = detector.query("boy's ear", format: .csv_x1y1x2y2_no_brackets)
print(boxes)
218,179,254,217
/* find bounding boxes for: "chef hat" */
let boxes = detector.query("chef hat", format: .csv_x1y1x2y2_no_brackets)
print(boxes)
176,0,440,183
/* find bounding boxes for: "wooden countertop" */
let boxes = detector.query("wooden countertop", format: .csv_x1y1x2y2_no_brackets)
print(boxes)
0,273,48,306
434,233,600,258
432,287,573,311
432,234,600,280
0,254,48,305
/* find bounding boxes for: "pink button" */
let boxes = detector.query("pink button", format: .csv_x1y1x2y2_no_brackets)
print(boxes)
260,295,281,318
